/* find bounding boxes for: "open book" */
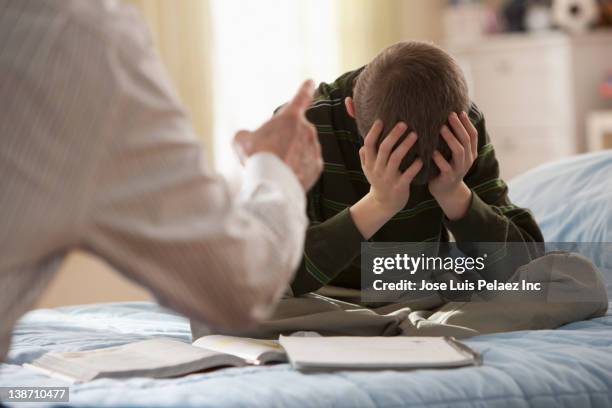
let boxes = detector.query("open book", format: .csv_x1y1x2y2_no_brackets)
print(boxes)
279,336,481,372
25,335,480,382
25,336,285,383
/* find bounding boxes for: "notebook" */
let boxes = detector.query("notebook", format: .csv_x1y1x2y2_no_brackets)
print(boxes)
278,336,481,371
25,336,285,383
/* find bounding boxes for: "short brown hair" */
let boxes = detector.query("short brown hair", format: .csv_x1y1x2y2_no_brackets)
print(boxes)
353,41,469,184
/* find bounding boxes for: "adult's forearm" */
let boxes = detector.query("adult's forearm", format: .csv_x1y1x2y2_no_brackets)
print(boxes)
89,153,307,329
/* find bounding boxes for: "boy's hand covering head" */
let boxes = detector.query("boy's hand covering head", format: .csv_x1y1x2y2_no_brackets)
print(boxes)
234,80,323,191
352,41,470,185
358,120,423,216
428,111,479,200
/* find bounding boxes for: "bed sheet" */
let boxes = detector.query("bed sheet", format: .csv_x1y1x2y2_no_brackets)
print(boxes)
1,301,611,408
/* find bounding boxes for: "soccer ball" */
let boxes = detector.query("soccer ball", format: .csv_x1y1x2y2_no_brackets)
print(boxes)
552,0,599,33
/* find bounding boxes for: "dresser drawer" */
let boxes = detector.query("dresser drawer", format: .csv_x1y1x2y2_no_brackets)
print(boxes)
461,46,572,127
486,125,574,178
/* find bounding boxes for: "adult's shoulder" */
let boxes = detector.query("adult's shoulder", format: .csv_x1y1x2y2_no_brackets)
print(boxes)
35,0,153,58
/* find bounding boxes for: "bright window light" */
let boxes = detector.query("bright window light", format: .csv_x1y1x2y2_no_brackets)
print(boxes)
210,0,339,175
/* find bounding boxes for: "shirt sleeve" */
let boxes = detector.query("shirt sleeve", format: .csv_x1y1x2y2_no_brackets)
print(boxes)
444,104,544,243
81,6,307,328
290,212,364,296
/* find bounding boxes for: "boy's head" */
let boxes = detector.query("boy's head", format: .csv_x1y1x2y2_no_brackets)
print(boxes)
347,41,470,185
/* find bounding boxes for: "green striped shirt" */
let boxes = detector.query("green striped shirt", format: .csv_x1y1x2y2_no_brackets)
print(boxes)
289,68,544,295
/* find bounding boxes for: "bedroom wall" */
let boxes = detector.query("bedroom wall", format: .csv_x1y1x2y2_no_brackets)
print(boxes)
338,0,445,71
36,252,152,308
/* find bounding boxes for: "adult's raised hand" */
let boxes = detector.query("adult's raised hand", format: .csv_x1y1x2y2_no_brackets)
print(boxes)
233,80,322,191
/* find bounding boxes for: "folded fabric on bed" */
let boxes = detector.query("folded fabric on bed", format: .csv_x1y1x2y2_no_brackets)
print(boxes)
2,302,611,408
509,150,612,295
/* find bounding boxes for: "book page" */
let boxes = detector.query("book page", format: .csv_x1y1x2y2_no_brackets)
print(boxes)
279,336,476,369
193,335,285,363
29,338,242,381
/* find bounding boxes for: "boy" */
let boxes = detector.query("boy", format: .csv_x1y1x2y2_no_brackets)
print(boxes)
291,41,543,295
192,42,607,340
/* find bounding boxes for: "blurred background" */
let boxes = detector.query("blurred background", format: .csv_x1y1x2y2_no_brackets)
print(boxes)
37,0,612,308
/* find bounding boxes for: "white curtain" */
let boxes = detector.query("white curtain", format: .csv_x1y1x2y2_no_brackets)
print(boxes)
210,0,339,174
126,0,214,160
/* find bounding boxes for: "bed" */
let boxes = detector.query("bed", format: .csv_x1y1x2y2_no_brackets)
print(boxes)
2,151,611,408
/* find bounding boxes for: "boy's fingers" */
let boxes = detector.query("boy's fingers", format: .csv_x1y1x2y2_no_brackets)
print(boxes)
387,132,417,173
441,125,464,167
460,111,478,158
364,119,383,164
284,80,315,114
399,158,423,186
359,147,366,166
449,112,470,150
433,150,452,174
376,122,408,172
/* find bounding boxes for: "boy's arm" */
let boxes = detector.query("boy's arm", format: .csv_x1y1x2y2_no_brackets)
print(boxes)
443,104,544,243
290,120,423,296
290,183,364,295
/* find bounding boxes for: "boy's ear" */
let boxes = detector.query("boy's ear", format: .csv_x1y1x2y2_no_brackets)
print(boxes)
345,97,356,118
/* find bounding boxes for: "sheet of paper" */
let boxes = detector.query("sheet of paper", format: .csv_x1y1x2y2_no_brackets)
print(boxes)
279,336,474,369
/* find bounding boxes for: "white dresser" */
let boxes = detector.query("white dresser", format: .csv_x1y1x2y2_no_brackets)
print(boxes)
448,31,612,179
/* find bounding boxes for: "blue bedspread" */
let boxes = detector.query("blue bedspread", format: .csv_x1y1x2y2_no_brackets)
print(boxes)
1,301,611,408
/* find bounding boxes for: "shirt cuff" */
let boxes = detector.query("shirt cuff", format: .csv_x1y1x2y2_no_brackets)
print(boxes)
444,190,504,242
241,152,305,214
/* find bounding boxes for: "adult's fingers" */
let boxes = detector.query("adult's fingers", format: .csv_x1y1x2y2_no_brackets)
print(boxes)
441,125,464,169
302,129,323,189
232,130,252,164
307,122,323,169
311,124,322,158
282,80,315,115
364,119,384,166
398,158,423,186
375,122,407,174
459,111,478,159
386,131,417,176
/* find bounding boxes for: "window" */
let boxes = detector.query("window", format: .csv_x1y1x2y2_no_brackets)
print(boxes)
210,0,339,174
